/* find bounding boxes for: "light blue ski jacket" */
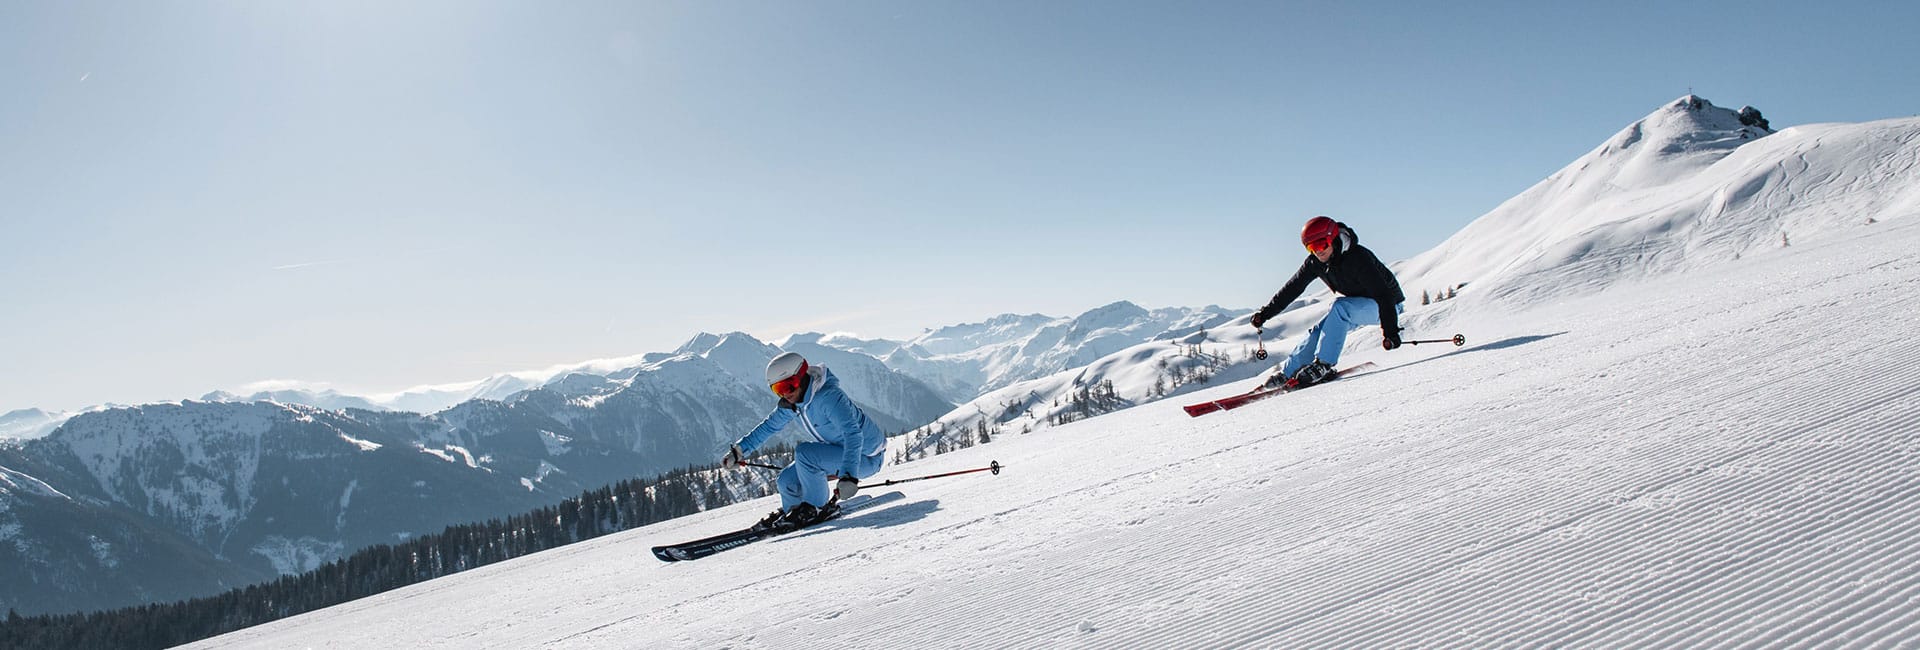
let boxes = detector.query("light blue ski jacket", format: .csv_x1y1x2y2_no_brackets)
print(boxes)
736,366,886,478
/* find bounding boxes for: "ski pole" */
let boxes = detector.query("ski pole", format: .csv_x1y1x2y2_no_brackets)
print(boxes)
1254,327,1268,360
1402,334,1467,347
738,461,783,471
840,461,1005,487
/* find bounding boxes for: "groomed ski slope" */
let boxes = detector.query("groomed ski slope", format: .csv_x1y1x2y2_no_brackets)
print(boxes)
195,217,1920,649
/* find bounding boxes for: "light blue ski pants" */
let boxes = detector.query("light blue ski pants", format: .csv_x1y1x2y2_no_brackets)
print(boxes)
779,442,886,510
1279,297,1405,377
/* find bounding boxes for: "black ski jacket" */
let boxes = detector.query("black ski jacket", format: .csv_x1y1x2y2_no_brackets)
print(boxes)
1251,223,1406,334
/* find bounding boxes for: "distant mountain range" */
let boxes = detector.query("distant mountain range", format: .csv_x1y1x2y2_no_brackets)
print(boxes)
0,408,70,441
0,305,1235,616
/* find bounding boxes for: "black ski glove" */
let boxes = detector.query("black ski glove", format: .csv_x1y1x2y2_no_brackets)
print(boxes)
836,476,860,500
1382,328,1402,350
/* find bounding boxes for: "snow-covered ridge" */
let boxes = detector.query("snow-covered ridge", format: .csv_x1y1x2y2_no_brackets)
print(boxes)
1392,96,1920,314
165,302,1233,432
24,300,1241,438
1,407,97,442
0,464,70,500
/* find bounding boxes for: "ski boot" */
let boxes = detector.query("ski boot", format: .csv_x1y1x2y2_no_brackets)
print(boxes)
1260,370,1291,390
1288,360,1336,388
777,502,823,529
753,507,791,532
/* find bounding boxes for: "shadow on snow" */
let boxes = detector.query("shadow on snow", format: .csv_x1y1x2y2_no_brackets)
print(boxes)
773,498,941,542
1362,332,1569,377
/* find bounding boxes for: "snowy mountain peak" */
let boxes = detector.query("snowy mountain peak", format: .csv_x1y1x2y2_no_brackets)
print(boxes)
541,373,623,398
673,331,781,362
673,332,726,356
907,313,1058,357
1394,96,1918,323
1580,95,1775,191
1666,95,1769,133
0,407,70,442
703,333,782,360
672,332,784,392
1068,300,1149,333
200,388,383,412
1,408,55,429
777,332,827,346
775,332,907,360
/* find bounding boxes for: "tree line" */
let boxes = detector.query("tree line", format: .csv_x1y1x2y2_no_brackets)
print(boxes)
0,460,782,650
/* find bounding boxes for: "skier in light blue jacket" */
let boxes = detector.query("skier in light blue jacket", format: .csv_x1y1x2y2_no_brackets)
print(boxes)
722,352,887,530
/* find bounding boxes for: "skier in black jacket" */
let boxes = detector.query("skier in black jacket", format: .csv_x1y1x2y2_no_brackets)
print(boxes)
1248,216,1406,388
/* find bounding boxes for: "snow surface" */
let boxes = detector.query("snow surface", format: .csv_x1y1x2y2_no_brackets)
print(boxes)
190,213,1920,647
0,464,70,501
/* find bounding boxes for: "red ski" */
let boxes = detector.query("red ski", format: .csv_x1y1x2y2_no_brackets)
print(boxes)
1182,362,1377,417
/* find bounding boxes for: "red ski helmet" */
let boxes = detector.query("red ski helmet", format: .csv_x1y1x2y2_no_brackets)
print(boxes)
1301,216,1340,254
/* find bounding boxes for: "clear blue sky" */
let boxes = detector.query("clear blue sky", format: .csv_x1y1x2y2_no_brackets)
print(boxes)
3,0,1915,412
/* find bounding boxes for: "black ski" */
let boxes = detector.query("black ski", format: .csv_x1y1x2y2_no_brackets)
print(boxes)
651,491,902,562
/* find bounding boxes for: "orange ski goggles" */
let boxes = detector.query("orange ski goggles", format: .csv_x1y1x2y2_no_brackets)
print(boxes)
770,368,807,396
1305,236,1334,254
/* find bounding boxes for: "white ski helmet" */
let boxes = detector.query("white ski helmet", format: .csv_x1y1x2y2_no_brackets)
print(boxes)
766,352,809,386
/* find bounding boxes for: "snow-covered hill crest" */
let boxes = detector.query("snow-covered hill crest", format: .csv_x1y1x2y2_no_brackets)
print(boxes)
1394,96,1920,314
